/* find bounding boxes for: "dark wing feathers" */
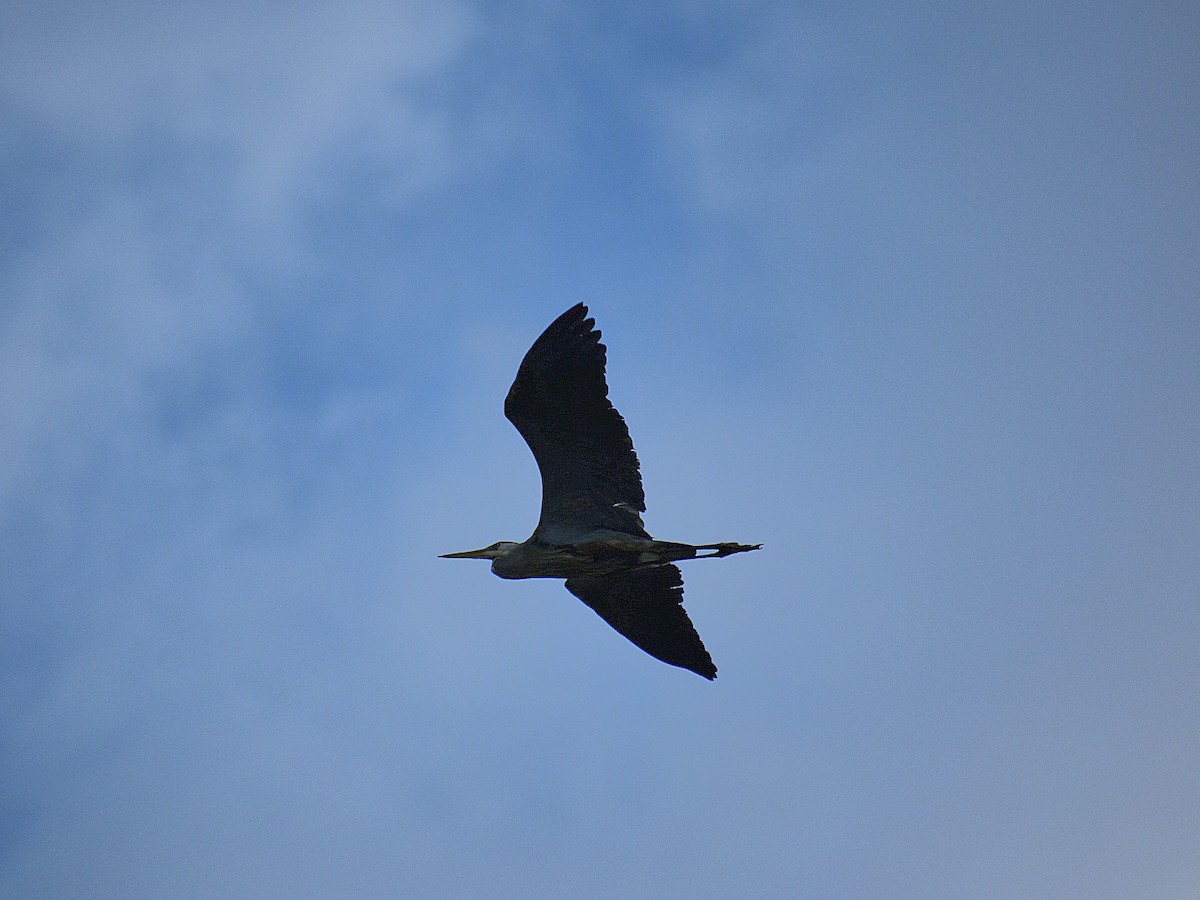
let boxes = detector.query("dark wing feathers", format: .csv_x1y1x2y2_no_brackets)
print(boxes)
566,565,717,680
504,303,648,540
504,306,718,680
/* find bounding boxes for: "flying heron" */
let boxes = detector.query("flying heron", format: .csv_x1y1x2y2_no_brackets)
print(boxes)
441,304,760,679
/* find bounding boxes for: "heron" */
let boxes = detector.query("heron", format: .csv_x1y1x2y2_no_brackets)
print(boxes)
441,304,760,679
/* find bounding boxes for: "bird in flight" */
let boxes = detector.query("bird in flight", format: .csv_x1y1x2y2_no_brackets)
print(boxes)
441,304,760,679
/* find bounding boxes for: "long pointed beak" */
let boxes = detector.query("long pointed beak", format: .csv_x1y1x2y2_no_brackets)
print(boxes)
439,548,494,559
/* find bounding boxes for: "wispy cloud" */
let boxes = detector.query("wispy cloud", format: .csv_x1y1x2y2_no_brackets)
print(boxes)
0,0,514,514
2,2,485,217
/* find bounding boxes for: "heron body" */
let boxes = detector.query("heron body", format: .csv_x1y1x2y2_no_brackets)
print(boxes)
441,304,760,680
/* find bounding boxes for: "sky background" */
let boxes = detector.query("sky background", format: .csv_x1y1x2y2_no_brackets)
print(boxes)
2,1,1198,897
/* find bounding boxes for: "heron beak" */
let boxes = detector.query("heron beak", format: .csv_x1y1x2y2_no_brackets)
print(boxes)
439,547,495,559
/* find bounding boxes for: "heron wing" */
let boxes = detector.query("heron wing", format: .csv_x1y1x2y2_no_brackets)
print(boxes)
566,565,717,680
504,303,648,540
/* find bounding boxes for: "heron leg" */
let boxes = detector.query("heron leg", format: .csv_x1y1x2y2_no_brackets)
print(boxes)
578,535,760,567
692,542,762,558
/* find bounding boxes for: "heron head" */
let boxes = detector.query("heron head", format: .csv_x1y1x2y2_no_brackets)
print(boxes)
438,541,519,561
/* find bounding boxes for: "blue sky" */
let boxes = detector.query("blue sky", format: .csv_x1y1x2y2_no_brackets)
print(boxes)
2,1,1198,896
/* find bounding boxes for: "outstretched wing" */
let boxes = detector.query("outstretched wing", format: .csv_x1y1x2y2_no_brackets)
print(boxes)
566,565,717,680
504,304,648,541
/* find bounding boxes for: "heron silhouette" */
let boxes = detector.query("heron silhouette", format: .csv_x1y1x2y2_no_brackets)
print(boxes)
441,304,759,679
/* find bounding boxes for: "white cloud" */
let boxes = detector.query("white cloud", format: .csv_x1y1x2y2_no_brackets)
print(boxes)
2,1,488,232
0,198,244,503
0,0,504,504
